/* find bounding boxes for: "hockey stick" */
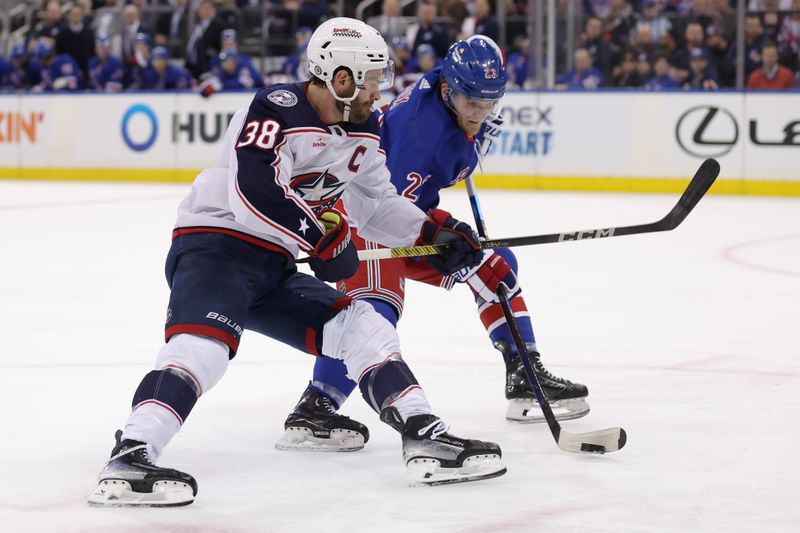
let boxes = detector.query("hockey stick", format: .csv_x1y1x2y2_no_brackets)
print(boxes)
465,174,626,454
296,158,719,263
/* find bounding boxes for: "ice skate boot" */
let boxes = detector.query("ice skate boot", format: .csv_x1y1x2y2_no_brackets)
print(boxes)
275,386,369,452
395,410,506,486
498,341,590,423
87,430,197,507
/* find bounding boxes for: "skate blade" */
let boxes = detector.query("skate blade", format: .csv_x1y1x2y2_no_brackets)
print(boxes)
405,454,507,487
274,426,365,452
87,479,194,507
506,397,590,423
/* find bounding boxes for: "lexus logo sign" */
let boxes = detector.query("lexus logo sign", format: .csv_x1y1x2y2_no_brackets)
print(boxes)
675,106,739,158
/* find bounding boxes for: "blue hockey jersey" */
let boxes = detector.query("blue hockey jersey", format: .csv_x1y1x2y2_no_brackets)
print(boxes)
40,54,84,91
88,55,125,91
379,67,486,213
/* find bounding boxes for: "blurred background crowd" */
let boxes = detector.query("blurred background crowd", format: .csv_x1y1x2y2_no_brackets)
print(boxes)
0,0,798,93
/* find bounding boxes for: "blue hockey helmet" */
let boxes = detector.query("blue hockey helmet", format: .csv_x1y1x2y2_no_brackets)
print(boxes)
11,43,27,61
35,41,54,60
221,28,237,45
151,46,170,60
95,33,112,50
441,35,506,101
441,35,506,123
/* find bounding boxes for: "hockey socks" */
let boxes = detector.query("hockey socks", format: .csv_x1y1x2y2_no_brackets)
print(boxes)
358,357,430,421
123,369,198,456
310,298,399,409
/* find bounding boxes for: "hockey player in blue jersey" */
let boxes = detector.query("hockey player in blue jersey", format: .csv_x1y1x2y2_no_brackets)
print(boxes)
34,41,84,91
215,48,264,90
143,47,194,90
88,18,506,507
277,35,590,453
88,34,125,92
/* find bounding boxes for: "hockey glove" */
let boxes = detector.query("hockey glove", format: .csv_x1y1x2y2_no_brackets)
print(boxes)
308,209,359,282
453,250,521,303
478,113,504,158
417,209,483,275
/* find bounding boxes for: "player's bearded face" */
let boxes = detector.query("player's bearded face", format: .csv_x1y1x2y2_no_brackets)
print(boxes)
336,69,383,123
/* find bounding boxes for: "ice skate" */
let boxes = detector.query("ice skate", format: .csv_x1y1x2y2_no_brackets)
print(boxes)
399,412,506,486
275,387,369,452
87,430,197,507
498,341,590,423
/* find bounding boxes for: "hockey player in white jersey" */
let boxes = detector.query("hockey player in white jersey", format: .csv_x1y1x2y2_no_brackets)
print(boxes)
88,18,506,507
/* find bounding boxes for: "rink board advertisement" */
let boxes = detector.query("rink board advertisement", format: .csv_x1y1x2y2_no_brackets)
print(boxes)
0,91,798,195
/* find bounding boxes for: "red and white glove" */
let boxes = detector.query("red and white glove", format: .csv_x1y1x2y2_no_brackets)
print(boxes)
453,250,520,303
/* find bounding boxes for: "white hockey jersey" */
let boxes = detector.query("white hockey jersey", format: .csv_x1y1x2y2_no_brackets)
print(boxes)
175,83,427,257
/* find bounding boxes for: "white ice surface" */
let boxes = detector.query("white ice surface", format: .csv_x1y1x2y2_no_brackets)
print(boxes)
0,180,798,533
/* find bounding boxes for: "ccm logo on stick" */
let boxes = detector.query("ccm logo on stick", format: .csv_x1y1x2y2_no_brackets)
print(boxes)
558,228,616,241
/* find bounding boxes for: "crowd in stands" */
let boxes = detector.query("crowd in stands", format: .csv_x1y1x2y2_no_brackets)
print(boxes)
0,0,798,93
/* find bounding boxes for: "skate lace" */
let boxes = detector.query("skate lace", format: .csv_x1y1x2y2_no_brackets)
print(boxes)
531,353,569,384
317,395,337,415
418,418,449,440
109,443,153,464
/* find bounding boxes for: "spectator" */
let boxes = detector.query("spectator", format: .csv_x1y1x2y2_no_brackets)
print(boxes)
88,33,124,92
214,48,264,90
92,0,124,46
281,27,312,81
556,48,604,89
143,46,194,90
631,22,658,64
461,0,500,43
209,29,254,70
407,0,450,59
216,0,244,34
635,0,672,42
401,43,440,87
35,1,64,42
585,0,612,18
56,4,95,78
582,16,615,79
185,0,224,79
671,21,706,81
35,40,85,91
684,47,719,89
709,0,737,43
761,0,785,42
747,41,796,88
126,32,152,89
506,34,530,88
121,4,151,69
367,0,408,42
725,14,768,81
644,54,681,89
637,52,653,80
779,0,800,71
682,0,716,32
155,0,190,51
604,0,633,47
614,49,643,86
7,44,42,90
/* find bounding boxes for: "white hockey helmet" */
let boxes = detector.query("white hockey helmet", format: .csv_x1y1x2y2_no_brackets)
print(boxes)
306,17,394,118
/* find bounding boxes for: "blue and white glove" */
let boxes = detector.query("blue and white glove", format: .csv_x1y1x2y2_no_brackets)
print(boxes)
478,112,504,158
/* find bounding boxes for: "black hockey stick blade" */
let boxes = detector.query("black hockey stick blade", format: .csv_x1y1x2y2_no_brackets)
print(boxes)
656,157,720,231
557,427,627,454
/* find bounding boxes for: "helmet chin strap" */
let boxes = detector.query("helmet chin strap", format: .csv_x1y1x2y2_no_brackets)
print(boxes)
325,80,361,122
